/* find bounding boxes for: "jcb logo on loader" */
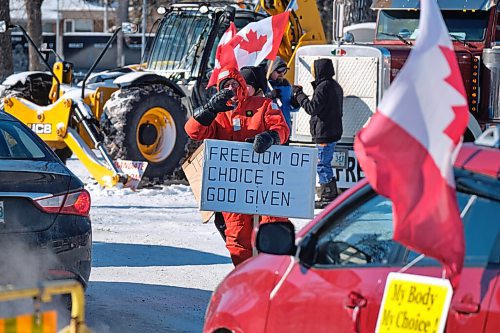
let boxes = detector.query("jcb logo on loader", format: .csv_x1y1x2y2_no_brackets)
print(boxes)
28,123,52,134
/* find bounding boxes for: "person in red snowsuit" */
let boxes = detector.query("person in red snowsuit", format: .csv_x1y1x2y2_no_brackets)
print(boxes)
185,67,291,266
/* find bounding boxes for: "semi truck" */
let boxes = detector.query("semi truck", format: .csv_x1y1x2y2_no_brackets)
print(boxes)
293,0,500,189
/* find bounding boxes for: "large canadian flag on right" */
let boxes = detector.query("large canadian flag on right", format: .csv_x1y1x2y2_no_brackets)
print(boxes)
354,0,468,288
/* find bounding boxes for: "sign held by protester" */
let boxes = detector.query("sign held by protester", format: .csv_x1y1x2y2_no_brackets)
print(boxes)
201,139,316,218
375,272,453,333
181,144,214,223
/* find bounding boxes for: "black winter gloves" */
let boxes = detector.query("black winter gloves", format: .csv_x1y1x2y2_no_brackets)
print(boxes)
292,85,308,106
194,90,234,126
265,89,281,100
291,85,303,95
208,89,235,113
252,130,280,154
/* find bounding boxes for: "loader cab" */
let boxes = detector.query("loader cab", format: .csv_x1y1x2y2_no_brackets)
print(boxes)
145,3,266,108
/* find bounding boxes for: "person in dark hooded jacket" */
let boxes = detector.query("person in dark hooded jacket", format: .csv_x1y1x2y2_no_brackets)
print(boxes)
292,58,343,209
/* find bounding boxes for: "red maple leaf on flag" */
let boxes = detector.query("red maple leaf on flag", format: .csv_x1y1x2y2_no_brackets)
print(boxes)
239,29,267,54
440,45,469,145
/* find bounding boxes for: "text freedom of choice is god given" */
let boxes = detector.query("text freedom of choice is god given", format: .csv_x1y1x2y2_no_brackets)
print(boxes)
200,140,317,219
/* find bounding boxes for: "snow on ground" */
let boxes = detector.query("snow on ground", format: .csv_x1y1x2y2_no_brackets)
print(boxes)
67,158,310,332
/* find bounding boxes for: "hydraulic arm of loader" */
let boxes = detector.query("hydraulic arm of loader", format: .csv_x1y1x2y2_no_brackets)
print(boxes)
0,279,91,333
3,96,125,188
258,0,327,81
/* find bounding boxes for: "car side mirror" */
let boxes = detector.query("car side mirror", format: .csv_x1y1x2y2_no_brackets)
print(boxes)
224,6,236,22
0,20,7,33
297,233,318,268
122,22,138,34
256,222,296,256
343,31,355,44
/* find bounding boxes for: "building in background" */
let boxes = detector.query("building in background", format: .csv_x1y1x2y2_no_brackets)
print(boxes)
7,0,156,79
9,0,116,34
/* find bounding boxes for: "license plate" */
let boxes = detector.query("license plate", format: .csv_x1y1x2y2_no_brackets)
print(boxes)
332,149,349,169
0,201,4,223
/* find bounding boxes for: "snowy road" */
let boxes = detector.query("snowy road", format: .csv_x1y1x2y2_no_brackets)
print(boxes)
67,159,233,332
67,159,309,332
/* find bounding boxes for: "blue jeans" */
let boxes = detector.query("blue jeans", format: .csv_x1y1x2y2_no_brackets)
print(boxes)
316,142,336,185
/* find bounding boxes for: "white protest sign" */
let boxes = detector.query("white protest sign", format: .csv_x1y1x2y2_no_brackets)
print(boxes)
114,159,148,190
200,139,317,219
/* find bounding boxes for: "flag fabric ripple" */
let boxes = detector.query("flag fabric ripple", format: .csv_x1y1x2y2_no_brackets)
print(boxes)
354,0,468,288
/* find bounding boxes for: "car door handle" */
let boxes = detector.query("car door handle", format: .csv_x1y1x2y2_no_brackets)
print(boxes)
345,292,367,333
345,291,367,309
452,302,480,314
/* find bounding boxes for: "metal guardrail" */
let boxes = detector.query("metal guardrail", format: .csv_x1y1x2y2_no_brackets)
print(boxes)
0,280,91,333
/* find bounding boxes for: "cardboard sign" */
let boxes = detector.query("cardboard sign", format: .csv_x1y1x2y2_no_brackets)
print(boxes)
200,139,317,219
114,159,148,190
375,272,453,333
182,144,214,223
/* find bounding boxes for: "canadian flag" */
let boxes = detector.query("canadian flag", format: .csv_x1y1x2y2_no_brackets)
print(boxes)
207,23,238,87
208,12,290,87
354,0,467,288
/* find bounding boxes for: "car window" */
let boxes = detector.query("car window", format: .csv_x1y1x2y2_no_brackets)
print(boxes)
0,121,48,159
315,193,397,266
406,191,500,266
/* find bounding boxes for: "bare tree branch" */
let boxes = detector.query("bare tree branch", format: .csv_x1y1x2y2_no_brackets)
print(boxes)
25,0,44,71
0,0,13,81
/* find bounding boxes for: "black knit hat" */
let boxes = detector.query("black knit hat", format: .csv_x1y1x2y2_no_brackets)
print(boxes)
241,66,267,92
241,67,258,88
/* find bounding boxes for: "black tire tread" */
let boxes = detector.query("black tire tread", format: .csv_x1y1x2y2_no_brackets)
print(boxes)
101,83,189,182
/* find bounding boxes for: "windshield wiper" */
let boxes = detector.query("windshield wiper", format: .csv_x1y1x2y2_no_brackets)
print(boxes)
379,32,412,46
449,34,476,49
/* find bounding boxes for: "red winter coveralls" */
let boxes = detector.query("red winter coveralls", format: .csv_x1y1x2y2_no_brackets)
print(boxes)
185,68,291,266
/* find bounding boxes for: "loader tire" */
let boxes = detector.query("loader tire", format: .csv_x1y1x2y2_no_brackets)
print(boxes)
0,72,52,106
100,84,188,182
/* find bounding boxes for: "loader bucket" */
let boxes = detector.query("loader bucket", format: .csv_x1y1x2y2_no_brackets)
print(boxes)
114,159,149,189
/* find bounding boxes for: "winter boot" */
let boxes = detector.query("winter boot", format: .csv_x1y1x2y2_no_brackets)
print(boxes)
315,179,338,209
315,185,323,199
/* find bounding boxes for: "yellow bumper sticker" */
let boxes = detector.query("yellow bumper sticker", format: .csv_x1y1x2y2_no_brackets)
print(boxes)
376,272,453,333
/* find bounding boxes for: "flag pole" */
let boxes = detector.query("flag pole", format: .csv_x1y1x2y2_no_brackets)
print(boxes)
252,214,259,256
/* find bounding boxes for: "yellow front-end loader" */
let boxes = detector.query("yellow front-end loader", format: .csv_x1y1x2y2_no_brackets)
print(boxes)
0,1,328,189
0,21,145,189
